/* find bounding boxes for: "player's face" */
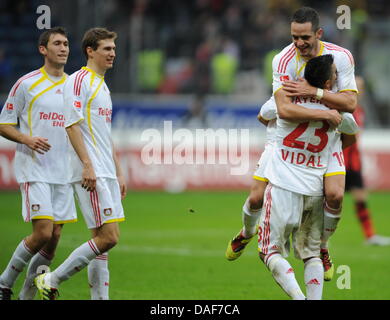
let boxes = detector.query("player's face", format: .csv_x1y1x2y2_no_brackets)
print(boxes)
41,33,69,66
91,39,116,71
291,22,322,58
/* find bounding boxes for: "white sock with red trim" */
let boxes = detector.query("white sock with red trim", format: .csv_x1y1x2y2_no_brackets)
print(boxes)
19,249,53,300
304,257,324,300
88,252,109,300
267,254,305,300
0,239,34,289
242,198,262,238
50,240,100,288
321,203,342,249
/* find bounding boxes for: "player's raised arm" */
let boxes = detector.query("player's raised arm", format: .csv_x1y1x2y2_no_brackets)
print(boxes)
274,88,342,126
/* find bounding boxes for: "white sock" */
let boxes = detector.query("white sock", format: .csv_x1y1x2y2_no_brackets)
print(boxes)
19,250,53,300
321,203,341,249
304,257,324,300
242,199,262,238
267,254,305,300
50,240,100,288
0,240,34,289
88,253,109,300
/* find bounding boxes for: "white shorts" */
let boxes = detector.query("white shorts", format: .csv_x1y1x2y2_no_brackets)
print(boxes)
253,143,273,182
20,182,77,224
73,177,125,229
325,133,346,177
258,184,323,262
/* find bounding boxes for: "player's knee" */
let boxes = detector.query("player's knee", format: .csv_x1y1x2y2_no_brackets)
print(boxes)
35,228,53,244
51,225,63,242
325,188,344,208
102,232,119,251
248,194,263,210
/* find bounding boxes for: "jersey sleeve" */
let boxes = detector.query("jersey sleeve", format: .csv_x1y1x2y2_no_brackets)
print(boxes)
272,47,295,94
259,97,277,120
64,76,88,128
338,112,359,135
335,50,358,93
0,80,25,125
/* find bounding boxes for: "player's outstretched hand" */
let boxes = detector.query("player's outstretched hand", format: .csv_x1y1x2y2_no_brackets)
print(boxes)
325,109,342,127
282,78,316,98
117,175,127,200
82,165,96,192
25,136,51,154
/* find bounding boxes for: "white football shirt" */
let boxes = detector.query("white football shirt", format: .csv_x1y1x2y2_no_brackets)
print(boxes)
0,67,69,184
64,66,116,182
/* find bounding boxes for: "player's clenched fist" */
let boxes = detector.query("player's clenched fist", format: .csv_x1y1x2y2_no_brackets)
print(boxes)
325,109,342,127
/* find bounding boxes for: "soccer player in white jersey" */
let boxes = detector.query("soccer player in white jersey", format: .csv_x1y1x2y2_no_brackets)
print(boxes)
34,27,126,300
226,7,358,281
258,55,348,300
0,27,77,300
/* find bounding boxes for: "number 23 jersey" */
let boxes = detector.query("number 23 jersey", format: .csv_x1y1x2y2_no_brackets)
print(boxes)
265,98,338,196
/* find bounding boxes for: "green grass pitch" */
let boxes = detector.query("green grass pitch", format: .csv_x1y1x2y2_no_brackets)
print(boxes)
1,190,390,300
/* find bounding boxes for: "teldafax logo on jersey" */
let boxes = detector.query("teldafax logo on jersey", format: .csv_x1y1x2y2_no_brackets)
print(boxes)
141,121,249,175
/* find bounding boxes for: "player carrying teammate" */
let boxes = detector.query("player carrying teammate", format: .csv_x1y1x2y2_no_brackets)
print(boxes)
34,27,127,300
258,54,353,300
226,7,358,282
0,27,77,300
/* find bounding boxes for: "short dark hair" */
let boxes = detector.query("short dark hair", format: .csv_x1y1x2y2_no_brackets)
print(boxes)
38,26,67,48
304,54,334,89
82,27,117,60
291,7,320,31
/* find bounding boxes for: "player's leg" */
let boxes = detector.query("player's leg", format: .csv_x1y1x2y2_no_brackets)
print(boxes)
88,228,110,300
35,179,123,299
348,171,390,245
321,142,346,281
294,195,324,300
0,219,53,299
303,257,323,300
258,185,305,300
226,178,266,260
226,148,271,261
19,224,63,300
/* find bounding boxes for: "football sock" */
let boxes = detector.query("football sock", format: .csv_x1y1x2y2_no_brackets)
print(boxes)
304,257,324,300
0,239,34,289
50,240,100,288
355,201,375,239
242,198,261,238
19,249,53,300
267,254,306,300
88,253,109,300
321,202,341,249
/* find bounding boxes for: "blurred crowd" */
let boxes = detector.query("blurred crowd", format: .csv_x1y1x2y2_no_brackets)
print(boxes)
1,0,390,125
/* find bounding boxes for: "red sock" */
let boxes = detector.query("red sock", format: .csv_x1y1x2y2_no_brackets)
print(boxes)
355,201,375,239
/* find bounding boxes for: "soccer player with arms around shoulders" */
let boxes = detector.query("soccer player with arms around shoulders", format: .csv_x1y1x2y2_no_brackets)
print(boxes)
0,27,77,300
35,27,127,300
226,7,358,282
258,54,353,300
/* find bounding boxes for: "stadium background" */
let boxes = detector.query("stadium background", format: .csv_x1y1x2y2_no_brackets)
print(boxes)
0,0,390,300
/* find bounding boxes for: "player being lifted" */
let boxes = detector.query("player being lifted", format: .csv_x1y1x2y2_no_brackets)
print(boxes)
259,54,356,300
226,7,358,281
34,27,127,300
0,27,77,300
